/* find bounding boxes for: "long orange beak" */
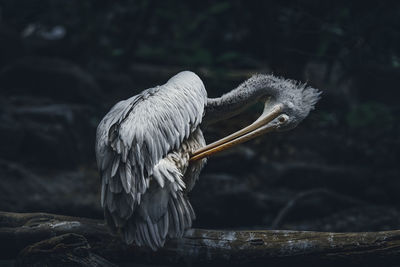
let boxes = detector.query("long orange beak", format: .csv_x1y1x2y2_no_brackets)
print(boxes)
190,103,286,161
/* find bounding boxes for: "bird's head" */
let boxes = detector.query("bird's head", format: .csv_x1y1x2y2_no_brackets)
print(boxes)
260,77,321,132
190,75,321,161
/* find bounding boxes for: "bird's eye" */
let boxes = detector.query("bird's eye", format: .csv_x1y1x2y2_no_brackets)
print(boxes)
278,114,289,124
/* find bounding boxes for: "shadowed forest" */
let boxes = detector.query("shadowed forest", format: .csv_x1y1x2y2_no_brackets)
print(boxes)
0,1,400,266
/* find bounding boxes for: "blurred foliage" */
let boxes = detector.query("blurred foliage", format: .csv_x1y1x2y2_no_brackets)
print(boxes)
315,111,339,128
346,102,395,130
1,0,399,73
1,0,399,142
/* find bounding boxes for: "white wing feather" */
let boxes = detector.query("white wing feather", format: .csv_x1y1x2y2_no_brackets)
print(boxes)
95,71,207,249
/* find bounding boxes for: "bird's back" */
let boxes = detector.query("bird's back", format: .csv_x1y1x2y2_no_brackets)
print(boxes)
95,71,207,249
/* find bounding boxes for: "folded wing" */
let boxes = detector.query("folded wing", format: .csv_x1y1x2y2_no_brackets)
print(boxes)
95,71,207,249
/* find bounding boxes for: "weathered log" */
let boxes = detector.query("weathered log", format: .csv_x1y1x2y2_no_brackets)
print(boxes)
15,233,117,267
1,211,400,266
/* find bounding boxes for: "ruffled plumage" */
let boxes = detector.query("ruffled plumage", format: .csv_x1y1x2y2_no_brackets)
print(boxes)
95,71,207,250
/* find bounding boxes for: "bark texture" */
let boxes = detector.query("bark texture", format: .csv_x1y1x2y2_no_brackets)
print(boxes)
1,211,400,266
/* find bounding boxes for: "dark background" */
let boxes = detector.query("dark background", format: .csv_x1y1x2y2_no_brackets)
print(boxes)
0,0,400,263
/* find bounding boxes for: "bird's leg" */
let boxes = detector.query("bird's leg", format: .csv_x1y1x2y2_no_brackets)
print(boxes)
190,103,287,161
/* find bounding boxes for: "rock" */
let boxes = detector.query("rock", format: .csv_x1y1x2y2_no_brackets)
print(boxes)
0,57,103,105
16,234,117,267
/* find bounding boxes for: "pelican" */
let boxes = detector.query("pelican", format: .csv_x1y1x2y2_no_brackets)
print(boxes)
95,71,320,250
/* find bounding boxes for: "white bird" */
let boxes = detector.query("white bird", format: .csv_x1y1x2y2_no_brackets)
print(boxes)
95,71,320,250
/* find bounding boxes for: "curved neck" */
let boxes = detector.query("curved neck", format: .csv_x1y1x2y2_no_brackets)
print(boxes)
203,75,280,125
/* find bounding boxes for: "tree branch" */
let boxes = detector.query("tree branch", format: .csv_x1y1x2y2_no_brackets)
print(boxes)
1,211,400,266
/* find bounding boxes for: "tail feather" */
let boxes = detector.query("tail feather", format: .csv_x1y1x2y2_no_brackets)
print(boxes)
113,189,195,250
102,129,206,250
